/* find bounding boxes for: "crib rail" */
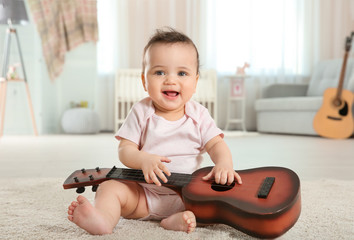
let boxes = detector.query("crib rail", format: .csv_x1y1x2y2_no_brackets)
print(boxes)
115,69,217,132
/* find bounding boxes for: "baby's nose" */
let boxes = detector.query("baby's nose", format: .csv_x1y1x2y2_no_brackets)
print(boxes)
164,75,177,84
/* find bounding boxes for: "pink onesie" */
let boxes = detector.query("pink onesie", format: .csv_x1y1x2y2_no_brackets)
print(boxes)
115,97,223,220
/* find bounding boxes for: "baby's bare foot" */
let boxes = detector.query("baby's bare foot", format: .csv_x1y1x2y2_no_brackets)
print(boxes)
67,195,112,235
160,211,196,233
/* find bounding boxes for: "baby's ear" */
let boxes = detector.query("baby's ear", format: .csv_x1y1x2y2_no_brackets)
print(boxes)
141,73,147,91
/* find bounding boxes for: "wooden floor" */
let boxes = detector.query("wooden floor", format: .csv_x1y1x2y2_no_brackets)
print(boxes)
0,133,353,181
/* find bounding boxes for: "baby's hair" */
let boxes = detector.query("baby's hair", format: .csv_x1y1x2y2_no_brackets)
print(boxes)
142,27,200,74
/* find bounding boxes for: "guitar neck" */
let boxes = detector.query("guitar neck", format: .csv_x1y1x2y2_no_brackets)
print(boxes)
107,167,192,188
63,166,192,192
336,35,353,102
336,51,349,100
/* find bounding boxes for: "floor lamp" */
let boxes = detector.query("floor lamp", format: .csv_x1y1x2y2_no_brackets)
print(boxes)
0,0,38,136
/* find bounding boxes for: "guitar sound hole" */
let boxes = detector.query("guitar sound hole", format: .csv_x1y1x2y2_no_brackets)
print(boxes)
211,181,235,192
339,101,348,116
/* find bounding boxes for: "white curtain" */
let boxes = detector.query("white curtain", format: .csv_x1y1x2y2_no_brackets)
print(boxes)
209,0,354,77
308,0,354,62
95,0,117,131
96,0,354,131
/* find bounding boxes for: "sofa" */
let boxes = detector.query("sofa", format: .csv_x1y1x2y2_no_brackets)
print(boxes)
255,59,354,136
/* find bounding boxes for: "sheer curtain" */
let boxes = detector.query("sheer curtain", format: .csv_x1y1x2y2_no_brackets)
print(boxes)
209,0,354,78
95,0,117,131
211,0,305,77
96,0,354,131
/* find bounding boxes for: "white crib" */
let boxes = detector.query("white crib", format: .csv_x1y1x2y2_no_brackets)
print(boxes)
114,69,217,132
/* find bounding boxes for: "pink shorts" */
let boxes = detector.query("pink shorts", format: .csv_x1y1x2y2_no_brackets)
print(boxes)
138,183,185,221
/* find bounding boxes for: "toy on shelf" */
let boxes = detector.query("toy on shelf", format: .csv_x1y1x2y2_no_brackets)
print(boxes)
6,63,21,80
70,101,89,108
236,62,250,76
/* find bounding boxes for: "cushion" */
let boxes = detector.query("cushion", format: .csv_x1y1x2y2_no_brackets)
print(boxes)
61,108,100,134
255,96,323,111
307,59,354,96
346,68,354,92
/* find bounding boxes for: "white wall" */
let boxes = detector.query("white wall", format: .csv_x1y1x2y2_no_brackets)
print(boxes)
40,43,97,134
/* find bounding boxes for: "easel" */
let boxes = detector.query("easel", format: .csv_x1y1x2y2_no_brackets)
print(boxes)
0,21,38,137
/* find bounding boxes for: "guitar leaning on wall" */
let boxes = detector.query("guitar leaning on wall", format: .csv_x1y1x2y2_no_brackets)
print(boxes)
313,34,354,139
63,166,301,239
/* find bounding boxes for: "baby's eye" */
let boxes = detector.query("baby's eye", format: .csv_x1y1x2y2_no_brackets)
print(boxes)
155,71,165,76
178,71,187,76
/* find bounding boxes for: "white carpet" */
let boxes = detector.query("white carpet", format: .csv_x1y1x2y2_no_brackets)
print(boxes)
0,178,353,240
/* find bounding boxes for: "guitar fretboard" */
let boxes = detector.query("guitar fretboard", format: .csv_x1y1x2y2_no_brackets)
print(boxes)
106,166,192,188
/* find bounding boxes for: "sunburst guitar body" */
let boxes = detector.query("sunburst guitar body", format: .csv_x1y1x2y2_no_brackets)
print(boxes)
313,88,354,139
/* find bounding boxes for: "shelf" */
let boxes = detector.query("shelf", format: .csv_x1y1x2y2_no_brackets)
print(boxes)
224,75,247,131
6,78,25,82
229,97,245,100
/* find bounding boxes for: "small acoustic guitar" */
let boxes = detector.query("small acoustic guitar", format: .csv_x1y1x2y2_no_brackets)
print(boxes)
63,166,301,238
313,35,354,139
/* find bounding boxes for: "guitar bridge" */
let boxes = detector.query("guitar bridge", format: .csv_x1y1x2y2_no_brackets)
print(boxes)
257,177,275,199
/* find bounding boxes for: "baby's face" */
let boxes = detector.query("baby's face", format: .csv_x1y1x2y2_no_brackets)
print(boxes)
142,42,199,117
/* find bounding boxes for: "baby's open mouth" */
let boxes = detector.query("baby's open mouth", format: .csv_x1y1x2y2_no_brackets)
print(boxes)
163,91,179,97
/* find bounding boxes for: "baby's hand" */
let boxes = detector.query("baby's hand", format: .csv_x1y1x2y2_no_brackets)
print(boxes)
141,155,171,186
202,164,242,185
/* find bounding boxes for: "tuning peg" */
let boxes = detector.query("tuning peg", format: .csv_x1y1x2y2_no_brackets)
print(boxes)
95,167,100,172
89,175,94,181
76,187,85,194
92,185,99,192
81,168,86,174
74,177,79,183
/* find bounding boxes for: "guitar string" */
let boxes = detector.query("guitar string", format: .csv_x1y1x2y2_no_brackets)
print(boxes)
67,181,278,194
69,168,279,185
112,169,279,187
104,169,259,186
67,178,265,192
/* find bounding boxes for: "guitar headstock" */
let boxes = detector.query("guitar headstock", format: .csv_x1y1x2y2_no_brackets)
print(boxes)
345,33,354,52
63,167,112,193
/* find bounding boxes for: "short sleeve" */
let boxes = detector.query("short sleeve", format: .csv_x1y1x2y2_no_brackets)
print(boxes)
115,103,145,145
198,107,224,149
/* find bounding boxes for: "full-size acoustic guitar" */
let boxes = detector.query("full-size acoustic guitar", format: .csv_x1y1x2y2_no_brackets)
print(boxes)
313,35,354,139
63,166,301,238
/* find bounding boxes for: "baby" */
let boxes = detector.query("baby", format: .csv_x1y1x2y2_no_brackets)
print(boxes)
67,28,242,235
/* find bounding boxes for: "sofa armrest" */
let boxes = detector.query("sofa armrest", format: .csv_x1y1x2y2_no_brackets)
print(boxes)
262,83,309,98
